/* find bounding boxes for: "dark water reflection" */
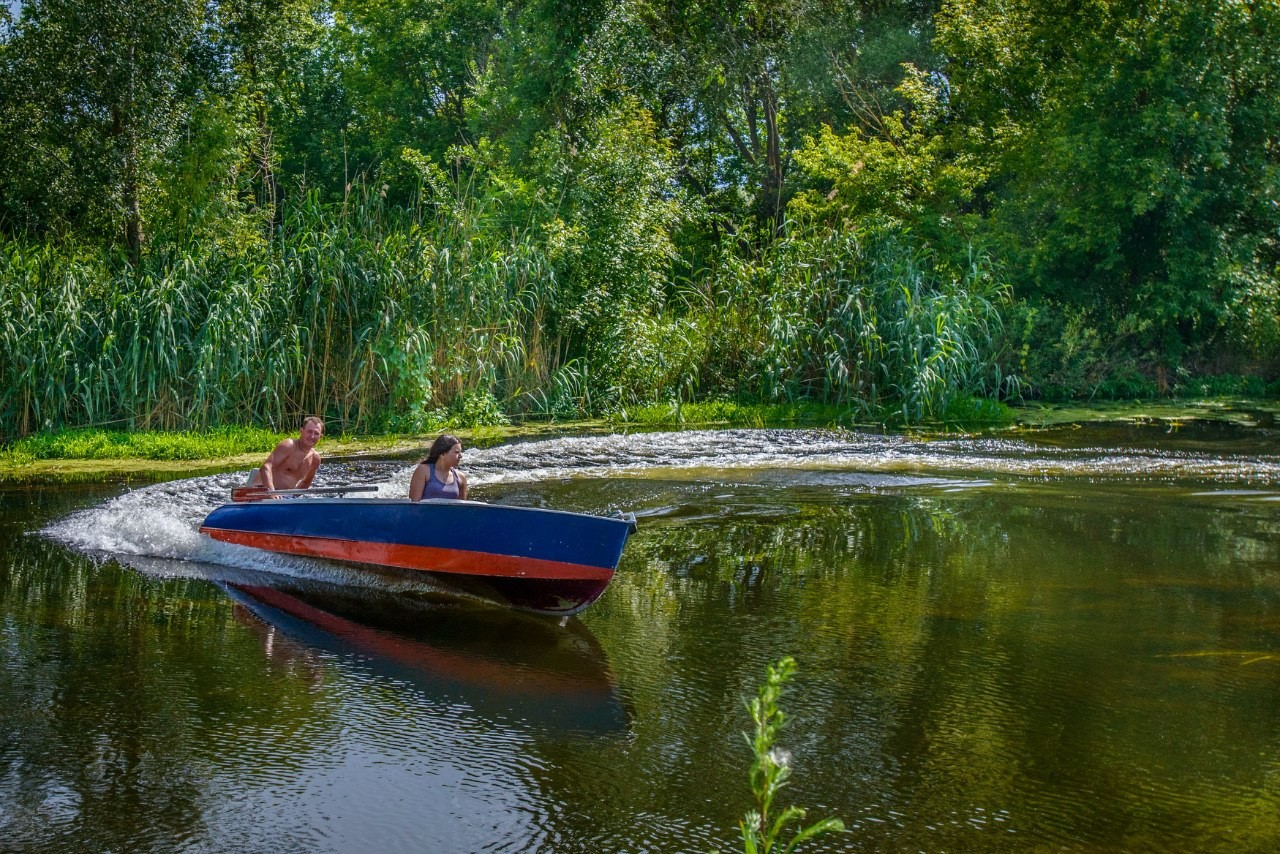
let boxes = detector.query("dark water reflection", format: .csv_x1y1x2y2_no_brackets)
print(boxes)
4,425,1280,852
221,575,630,735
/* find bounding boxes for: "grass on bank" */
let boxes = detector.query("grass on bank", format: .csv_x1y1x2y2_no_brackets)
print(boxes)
2,426,286,463
0,399,1018,478
615,400,853,428
0,425,424,470
2,398,1015,458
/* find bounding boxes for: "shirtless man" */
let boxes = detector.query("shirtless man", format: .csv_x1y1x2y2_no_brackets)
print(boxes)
249,416,324,491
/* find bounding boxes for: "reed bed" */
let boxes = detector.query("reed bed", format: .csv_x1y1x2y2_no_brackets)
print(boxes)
0,190,561,441
0,192,1015,442
702,225,1017,422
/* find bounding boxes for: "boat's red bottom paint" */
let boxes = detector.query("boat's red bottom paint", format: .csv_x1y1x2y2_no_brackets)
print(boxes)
202,528,612,615
200,528,615,582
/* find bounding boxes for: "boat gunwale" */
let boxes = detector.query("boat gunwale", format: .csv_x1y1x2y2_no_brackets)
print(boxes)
215,495,638,529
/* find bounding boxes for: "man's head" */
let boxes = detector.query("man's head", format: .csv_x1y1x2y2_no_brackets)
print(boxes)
300,416,324,448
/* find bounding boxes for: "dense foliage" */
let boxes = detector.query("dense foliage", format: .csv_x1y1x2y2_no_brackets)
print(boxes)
1,0,1277,438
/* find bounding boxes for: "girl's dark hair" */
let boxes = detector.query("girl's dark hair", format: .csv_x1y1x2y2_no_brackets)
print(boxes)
423,434,460,465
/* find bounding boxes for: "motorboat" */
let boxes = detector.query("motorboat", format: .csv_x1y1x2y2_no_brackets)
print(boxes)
200,487,637,616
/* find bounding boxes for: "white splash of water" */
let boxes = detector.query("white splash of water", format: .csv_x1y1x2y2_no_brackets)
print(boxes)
41,428,1280,576
461,429,1280,486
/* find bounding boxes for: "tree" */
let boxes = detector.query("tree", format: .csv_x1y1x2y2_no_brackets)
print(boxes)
637,0,938,242
937,0,1280,368
287,0,503,197
0,0,209,257
213,0,325,227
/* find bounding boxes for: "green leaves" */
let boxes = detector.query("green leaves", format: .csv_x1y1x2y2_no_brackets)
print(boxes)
3,0,1275,417
732,656,845,854
0,0,210,254
937,0,1280,378
705,222,1014,422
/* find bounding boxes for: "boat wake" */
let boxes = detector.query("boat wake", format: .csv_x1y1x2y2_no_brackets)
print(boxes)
464,428,1280,486
41,427,1280,585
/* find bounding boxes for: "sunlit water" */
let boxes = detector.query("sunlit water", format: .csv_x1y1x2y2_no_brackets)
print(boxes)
4,425,1280,852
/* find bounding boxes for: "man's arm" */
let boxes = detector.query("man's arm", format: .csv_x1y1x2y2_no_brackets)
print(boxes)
298,454,322,489
258,440,295,491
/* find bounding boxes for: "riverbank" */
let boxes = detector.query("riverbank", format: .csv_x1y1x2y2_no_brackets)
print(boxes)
1005,398,1279,429
0,425,579,484
1,398,1275,484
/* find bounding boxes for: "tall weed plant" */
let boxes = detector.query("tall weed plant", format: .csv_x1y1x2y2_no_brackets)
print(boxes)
703,224,1016,422
718,657,845,854
0,184,561,439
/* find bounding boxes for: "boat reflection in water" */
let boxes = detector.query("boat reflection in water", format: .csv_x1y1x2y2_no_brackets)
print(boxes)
221,575,631,736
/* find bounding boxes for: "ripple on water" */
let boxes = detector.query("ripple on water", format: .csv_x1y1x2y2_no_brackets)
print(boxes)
24,426,1280,853
184,646,548,852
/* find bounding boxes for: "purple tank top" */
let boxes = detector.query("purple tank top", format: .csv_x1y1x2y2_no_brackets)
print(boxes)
423,463,460,499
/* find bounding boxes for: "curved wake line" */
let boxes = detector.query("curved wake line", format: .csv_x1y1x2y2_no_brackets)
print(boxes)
465,429,1280,486
40,428,1280,577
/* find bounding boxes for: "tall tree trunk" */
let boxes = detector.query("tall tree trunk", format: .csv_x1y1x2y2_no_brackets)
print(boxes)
123,131,143,263
115,44,143,264
111,109,143,263
256,98,282,230
242,43,282,232
759,72,786,238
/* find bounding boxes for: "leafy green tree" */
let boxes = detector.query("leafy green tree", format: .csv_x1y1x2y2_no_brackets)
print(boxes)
790,62,988,263
504,99,688,405
0,0,209,258
212,0,326,226
635,0,938,244
315,0,500,192
937,0,1280,373
469,0,615,160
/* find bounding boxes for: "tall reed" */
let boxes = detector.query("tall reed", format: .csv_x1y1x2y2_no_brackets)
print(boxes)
702,224,1016,422
0,185,562,440
0,191,1017,442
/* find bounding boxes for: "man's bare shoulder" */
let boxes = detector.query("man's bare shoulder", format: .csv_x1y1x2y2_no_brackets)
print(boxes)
269,437,299,456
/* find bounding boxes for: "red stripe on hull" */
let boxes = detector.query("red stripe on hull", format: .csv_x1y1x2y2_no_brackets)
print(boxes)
200,527,615,582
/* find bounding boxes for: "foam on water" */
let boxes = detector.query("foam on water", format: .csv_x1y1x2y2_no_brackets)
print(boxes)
42,428,1280,578
364,430,984,503
460,428,1280,485
42,469,416,587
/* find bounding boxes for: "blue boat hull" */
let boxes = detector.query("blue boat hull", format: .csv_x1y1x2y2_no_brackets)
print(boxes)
200,498,636,615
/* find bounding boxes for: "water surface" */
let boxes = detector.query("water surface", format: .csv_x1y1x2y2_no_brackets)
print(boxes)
3,424,1280,852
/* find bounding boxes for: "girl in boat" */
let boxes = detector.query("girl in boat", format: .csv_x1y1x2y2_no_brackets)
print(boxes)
409,434,469,501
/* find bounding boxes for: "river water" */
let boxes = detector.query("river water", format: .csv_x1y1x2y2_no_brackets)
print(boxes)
3,424,1280,853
